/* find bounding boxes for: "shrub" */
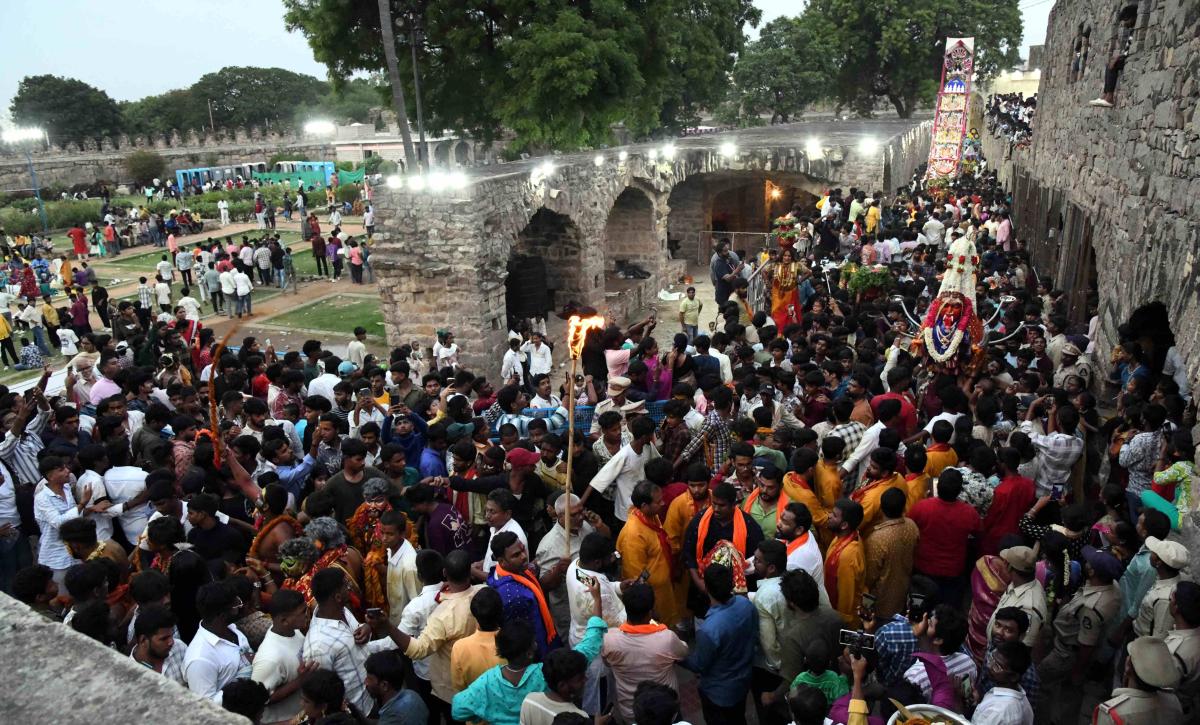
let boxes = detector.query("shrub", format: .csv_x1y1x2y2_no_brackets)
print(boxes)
125,150,167,184
335,184,360,204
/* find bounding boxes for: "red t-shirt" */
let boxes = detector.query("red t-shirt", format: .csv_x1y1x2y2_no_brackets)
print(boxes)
980,475,1036,556
870,392,919,438
909,497,981,577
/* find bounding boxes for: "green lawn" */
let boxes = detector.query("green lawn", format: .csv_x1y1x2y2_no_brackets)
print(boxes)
261,295,385,337
92,231,327,278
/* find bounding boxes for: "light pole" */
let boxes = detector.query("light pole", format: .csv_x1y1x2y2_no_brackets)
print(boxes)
2,127,48,233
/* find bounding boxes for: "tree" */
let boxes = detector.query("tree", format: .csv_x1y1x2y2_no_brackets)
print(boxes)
10,75,124,142
283,0,759,152
729,15,839,124
124,150,167,184
190,67,327,130
376,0,417,168
121,90,206,137
805,0,1022,118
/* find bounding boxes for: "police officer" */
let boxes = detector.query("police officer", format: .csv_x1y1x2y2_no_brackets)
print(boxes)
1165,581,1200,716
1094,636,1182,724
1134,536,1187,637
1036,546,1123,723
988,545,1047,648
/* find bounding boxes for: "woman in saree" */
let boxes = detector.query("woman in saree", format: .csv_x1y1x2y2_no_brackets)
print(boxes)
766,247,806,332
966,534,1018,662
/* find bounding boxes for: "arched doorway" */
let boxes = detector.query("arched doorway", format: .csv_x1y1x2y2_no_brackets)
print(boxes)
1120,301,1175,380
603,187,659,276
507,208,586,328
453,141,471,166
433,142,451,167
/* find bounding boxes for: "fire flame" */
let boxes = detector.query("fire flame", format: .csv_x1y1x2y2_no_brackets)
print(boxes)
568,315,605,359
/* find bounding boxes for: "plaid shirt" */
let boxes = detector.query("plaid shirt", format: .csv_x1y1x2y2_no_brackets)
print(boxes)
874,614,920,686
1018,421,1083,493
827,421,867,453
680,407,732,473
1117,429,1163,495
137,284,153,309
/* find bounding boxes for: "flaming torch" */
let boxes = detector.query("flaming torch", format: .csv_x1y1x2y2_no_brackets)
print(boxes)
564,315,604,540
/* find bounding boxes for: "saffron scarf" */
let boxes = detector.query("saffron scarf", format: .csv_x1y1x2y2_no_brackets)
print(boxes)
927,442,952,453
785,531,810,556
619,622,667,635
496,564,558,643
850,474,896,503
630,507,680,581
742,488,789,528
695,507,747,571
823,532,859,601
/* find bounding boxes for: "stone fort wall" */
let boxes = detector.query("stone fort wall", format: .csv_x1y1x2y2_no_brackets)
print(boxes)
1003,0,1200,393
0,127,333,192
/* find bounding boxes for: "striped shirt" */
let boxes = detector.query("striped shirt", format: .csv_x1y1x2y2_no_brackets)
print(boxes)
679,408,733,473
1,409,49,484
137,284,153,310
902,650,977,701
1018,421,1083,490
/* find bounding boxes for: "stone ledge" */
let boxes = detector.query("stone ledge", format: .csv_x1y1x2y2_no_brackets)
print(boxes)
0,593,244,725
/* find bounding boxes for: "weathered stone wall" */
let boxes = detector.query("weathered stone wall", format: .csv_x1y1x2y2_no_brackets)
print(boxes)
1003,0,1200,392
0,129,333,191
372,121,926,371
883,120,935,193
0,593,244,724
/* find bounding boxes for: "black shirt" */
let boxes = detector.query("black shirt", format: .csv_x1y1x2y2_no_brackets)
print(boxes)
187,520,247,563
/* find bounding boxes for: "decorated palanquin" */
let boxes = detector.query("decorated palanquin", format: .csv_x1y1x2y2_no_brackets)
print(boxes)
925,38,975,180
911,235,985,375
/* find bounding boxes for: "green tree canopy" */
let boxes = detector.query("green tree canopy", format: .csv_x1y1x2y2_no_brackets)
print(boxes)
806,0,1022,117
283,0,760,152
191,66,327,129
728,14,840,125
10,75,124,143
124,150,167,184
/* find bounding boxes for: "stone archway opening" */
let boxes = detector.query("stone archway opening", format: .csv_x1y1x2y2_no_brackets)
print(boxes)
603,187,658,276
507,208,586,328
1121,301,1175,382
433,142,451,167
454,141,471,165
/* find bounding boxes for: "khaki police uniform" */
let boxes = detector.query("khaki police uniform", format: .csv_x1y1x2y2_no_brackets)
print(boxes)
1036,582,1122,723
1093,688,1183,725
1166,627,1200,715
1134,575,1179,638
989,578,1048,648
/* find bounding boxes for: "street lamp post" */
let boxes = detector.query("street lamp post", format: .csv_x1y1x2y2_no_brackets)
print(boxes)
2,127,48,233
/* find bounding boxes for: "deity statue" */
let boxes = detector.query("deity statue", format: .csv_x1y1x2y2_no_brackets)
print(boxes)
910,235,984,376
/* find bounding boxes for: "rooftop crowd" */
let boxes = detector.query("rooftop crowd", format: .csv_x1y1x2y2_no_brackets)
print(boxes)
0,155,1196,725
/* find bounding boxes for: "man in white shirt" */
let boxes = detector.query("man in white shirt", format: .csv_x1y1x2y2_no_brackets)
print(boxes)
521,332,553,377
155,256,174,284
218,269,236,319
251,589,312,724
500,338,525,383
398,550,445,685
183,580,254,704
922,213,945,250
972,640,1035,725
217,199,230,226
381,510,422,627
232,268,254,317
565,534,627,713
582,416,660,523
302,568,398,715
154,277,172,313
308,365,342,406
530,373,562,409
480,488,528,573
102,452,152,543
347,327,368,369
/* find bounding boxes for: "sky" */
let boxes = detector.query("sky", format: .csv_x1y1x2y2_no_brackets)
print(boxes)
0,0,1053,125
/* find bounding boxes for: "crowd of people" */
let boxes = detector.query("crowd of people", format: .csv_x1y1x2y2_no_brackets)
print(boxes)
0,149,1196,725
985,93,1037,149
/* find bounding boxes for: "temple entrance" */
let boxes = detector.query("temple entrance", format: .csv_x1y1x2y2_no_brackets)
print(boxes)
602,187,659,275
1121,301,1175,380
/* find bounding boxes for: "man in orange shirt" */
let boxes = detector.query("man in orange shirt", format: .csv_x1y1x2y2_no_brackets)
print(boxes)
782,448,830,551
449,587,506,692
815,437,846,511
924,420,958,477
824,498,866,627
664,463,712,616
616,481,681,626
902,445,931,512
849,448,906,538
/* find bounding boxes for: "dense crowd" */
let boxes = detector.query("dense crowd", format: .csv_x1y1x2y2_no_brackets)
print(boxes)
0,154,1196,725
985,93,1037,148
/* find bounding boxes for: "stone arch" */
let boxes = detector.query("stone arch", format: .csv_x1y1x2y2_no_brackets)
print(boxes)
454,141,471,166
433,142,451,167
603,186,659,276
507,207,588,327
1123,301,1175,379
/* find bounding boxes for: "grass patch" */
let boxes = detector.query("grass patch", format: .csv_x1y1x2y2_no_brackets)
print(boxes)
262,294,384,337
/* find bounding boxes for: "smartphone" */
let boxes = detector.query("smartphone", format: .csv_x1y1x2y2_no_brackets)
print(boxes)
861,593,877,612
264,338,272,348
638,568,651,584
366,607,383,618
838,629,876,652
1050,484,1064,501
574,569,596,588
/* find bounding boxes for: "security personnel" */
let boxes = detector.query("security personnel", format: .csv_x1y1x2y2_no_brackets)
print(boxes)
987,545,1047,648
1165,581,1200,716
1134,536,1187,637
1035,546,1122,724
1094,636,1182,724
